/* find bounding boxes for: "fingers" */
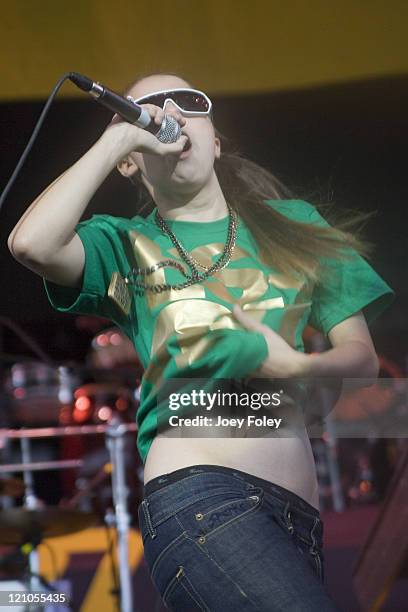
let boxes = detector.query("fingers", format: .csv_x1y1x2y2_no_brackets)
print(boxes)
142,104,165,128
162,102,186,127
140,103,186,129
156,134,189,156
104,104,188,157
232,304,265,332
107,112,124,127
107,100,186,136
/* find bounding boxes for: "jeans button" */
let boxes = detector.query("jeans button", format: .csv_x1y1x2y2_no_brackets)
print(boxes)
198,536,206,544
195,513,204,521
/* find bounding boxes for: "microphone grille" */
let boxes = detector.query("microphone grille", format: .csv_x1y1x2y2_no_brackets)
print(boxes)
156,115,182,144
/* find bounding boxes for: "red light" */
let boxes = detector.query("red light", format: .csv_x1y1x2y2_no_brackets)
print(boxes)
73,408,89,423
115,398,128,411
75,396,91,411
360,480,371,493
14,387,26,399
59,406,72,425
74,387,87,399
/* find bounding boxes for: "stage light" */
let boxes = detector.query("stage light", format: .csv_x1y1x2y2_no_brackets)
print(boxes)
13,387,26,399
110,332,122,346
96,333,109,347
97,406,112,421
75,396,91,411
59,405,72,424
73,408,90,423
115,398,128,411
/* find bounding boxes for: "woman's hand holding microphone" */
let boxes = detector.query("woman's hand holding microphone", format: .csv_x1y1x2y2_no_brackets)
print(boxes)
102,103,189,161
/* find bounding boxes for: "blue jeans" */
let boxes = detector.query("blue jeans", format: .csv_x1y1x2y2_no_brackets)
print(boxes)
138,465,340,611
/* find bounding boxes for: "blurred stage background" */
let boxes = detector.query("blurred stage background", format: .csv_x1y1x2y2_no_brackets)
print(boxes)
0,2,407,611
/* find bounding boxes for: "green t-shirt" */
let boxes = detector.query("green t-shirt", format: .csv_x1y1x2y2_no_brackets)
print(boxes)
44,199,395,462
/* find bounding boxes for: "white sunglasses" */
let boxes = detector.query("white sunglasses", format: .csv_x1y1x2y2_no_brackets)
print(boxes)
127,87,213,117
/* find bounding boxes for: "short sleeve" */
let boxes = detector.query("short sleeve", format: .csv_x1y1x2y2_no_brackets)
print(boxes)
43,214,134,324
303,202,395,335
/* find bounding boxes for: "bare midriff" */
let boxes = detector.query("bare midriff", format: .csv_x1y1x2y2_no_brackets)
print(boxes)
143,429,320,511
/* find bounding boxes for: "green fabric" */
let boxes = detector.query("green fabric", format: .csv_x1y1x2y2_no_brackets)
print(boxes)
44,199,395,462
270,200,395,334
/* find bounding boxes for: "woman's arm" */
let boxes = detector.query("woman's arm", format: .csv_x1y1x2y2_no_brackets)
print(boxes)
8,108,188,288
8,134,123,288
302,311,379,379
232,305,379,382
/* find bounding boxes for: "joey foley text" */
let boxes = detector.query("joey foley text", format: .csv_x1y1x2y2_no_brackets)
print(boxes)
166,389,284,429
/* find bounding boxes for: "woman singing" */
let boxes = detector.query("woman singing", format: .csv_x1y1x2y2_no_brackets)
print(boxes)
8,73,394,611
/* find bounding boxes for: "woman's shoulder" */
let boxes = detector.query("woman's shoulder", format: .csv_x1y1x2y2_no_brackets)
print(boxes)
76,212,151,233
263,198,318,222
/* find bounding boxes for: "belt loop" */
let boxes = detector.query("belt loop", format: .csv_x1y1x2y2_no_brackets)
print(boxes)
142,499,157,539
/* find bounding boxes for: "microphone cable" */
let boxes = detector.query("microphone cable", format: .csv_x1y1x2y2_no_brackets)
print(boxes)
0,72,74,214
0,71,181,214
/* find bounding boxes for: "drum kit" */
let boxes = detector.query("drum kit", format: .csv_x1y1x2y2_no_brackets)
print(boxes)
0,326,144,612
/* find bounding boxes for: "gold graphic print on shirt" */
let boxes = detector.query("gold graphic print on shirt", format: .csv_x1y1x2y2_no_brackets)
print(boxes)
129,230,312,388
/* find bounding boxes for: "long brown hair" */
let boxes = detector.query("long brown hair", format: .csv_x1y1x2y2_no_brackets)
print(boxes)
124,73,376,284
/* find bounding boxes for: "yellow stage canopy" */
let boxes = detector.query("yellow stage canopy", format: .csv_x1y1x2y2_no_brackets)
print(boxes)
1,0,407,101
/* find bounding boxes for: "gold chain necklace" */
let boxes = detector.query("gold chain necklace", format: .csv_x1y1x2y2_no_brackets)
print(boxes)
125,203,238,294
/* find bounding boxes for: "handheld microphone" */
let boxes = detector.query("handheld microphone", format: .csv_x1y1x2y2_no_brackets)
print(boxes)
68,72,181,144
